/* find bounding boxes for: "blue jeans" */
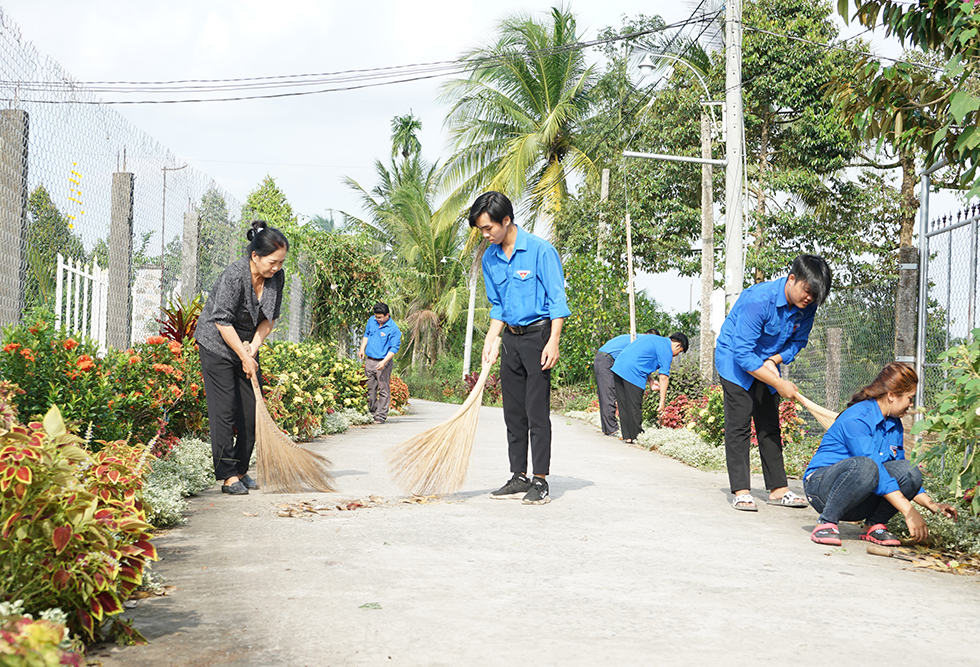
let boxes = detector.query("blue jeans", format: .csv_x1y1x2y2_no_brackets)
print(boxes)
803,457,922,525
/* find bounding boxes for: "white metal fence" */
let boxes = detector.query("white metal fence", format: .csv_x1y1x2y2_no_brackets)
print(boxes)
54,252,108,352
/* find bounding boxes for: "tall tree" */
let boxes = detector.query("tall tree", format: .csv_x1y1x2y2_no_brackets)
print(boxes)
739,0,862,282
24,186,86,312
390,112,423,160
344,121,468,367
198,187,235,293
440,5,598,223
838,0,980,197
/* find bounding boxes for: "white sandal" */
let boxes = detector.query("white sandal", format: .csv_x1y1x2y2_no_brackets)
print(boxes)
732,493,758,511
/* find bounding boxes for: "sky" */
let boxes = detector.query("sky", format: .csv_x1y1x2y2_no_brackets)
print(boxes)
0,1,920,314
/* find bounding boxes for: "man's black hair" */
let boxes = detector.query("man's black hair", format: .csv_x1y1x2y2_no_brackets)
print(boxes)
468,191,514,227
669,332,689,353
373,302,390,315
644,328,660,336
788,255,832,306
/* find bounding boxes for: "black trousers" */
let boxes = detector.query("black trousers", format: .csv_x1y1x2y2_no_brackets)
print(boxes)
593,351,618,435
199,346,263,481
501,328,552,476
613,374,645,441
721,377,786,493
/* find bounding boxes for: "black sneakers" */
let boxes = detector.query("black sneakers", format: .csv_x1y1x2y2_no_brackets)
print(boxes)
490,472,531,499
522,477,550,505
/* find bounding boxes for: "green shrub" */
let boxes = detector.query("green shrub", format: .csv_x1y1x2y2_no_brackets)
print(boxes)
143,438,215,528
260,341,368,440
911,330,980,514
390,374,410,414
641,354,707,425
0,403,156,644
0,315,207,450
886,469,980,555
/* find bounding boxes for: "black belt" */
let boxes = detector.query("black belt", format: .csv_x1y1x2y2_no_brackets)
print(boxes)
505,319,550,335
367,356,385,361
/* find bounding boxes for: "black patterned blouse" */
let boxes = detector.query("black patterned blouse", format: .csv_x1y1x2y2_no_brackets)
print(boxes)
195,257,284,360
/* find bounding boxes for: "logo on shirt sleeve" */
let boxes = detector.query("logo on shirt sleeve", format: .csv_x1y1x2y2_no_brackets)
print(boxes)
516,270,532,280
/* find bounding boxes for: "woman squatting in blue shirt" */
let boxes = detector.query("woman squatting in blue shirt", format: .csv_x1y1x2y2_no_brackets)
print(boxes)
803,362,958,546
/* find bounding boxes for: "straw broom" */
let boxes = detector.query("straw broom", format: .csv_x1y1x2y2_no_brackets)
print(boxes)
795,393,839,430
387,337,501,496
251,374,335,494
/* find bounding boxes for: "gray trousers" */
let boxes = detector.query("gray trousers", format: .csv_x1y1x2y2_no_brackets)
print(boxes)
365,357,392,422
593,351,618,435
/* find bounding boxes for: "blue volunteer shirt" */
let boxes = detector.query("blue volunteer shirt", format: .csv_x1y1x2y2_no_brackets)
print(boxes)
598,334,643,360
805,399,923,497
482,225,571,326
715,276,816,392
611,335,674,390
363,317,401,359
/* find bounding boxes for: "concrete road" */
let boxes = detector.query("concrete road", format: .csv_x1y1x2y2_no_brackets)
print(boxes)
94,399,979,666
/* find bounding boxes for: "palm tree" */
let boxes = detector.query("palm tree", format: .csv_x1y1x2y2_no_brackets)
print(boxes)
343,123,469,367
390,112,423,160
440,6,598,223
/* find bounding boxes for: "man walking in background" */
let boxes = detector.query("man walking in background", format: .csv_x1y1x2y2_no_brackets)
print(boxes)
358,302,401,424
469,191,570,505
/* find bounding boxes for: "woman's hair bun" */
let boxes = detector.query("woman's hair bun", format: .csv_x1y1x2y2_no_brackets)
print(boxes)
246,219,269,241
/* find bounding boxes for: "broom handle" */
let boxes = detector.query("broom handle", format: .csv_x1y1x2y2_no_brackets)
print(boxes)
459,337,501,410
795,392,821,414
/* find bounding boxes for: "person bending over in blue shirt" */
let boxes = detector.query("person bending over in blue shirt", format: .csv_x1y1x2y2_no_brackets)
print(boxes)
469,191,571,506
610,333,688,444
716,255,831,512
594,329,659,436
804,362,957,546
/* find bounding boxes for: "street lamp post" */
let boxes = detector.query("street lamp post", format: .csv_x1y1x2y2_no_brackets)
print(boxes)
631,53,721,379
442,255,477,380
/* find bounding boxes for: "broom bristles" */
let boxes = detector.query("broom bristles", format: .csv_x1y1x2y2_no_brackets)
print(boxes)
796,393,838,430
252,375,335,494
387,338,500,496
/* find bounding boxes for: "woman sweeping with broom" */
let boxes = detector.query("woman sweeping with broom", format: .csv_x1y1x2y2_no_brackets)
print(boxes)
196,220,288,496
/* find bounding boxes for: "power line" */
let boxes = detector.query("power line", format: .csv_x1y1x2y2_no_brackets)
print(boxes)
0,15,719,105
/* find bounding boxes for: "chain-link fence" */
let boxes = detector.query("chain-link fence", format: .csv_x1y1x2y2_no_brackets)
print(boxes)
0,9,308,348
786,281,898,414
917,203,980,408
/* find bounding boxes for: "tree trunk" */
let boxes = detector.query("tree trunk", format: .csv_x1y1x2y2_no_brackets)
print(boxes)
898,150,919,248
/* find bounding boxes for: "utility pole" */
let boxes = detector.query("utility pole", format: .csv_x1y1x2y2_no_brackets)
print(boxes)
724,0,745,309
700,111,716,382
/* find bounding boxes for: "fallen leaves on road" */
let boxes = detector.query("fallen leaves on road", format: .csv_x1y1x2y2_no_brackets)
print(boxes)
866,544,980,576
359,602,382,609
273,494,444,518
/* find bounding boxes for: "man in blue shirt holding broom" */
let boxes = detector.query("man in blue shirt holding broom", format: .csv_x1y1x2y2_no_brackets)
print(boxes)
469,191,570,505
715,254,832,512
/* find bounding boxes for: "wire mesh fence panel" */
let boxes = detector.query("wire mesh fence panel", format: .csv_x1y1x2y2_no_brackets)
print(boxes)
790,280,899,416
919,205,980,408
0,9,243,349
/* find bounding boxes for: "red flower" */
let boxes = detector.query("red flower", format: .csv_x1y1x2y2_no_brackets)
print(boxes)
63,338,78,350
190,383,199,393
18,348,35,362
168,340,182,355
146,336,167,345
128,356,141,365
151,363,175,375
3,343,20,353
76,355,95,372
